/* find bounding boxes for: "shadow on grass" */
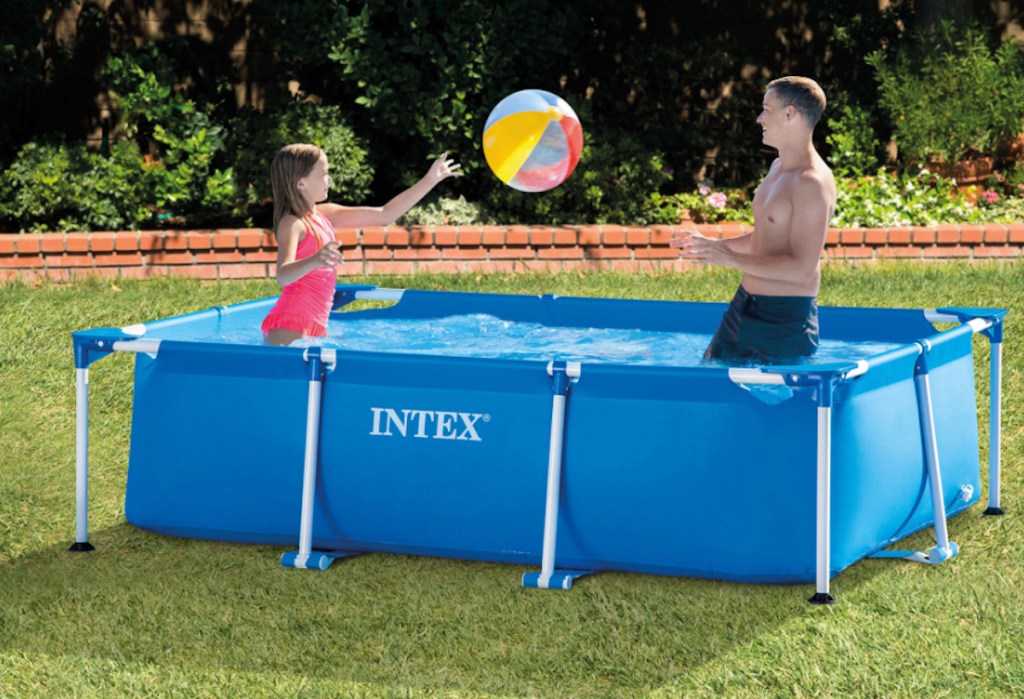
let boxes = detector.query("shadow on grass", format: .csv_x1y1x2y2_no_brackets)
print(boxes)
0,520,898,697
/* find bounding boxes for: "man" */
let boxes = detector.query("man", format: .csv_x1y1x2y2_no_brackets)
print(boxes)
672,76,836,363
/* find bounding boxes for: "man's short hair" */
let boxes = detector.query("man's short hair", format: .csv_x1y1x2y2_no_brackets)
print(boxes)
767,76,826,128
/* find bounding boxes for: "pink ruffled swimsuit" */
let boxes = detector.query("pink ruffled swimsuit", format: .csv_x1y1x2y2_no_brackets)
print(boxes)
261,210,338,337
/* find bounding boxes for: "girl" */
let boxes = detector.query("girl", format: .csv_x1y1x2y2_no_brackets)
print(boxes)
261,144,461,345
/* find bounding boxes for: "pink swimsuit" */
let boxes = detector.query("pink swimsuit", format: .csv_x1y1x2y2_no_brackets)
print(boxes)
261,210,338,337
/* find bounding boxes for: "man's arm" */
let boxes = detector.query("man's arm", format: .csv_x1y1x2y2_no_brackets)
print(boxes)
676,172,831,284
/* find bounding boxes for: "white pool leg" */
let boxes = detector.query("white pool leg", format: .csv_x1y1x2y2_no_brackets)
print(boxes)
70,368,95,552
282,349,347,570
915,371,955,559
985,341,1004,515
810,403,835,604
523,361,591,590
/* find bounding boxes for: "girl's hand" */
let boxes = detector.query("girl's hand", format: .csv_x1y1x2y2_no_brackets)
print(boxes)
427,152,463,182
313,241,343,268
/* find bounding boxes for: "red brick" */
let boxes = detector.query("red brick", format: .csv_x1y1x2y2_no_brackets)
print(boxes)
489,247,535,260
39,234,64,253
887,228,911,244
935,227,960,245
87,232,116,252
94,252,145,267
469,260,520,274
825,229,840,246
1006,222,1024,244
974,245,1020,258
959,225,984,244
115,232,139,251
433,226,458,246
625,228,649,246
0,270,16,282
833,246,874,259
923,246,972,258
539,246,583,259
482,228,506,247
195,250,244,264
0,236,16,254
408,226,433,247
878,246,922,258
840,229,863,245
361,229,386,246
244,250,278,263
211,231,237,249
529,228,554,246
911,228,935,245
147,251,193,265
4,254,45,268
335,229,358,247
394,247,438,260
585,247,632,259
162,232,189,250
505,226,530,246
48,254,94,268
363,248,392,260
140,232,166,251
983,226,1009,244
386,230,410,246
575,226,602,246
635,247,682,259
63,232,90,252
186,232,213,250
864,228,887,245
442,248,488,260
237,229,263,249
601,227,625,245
174,264,219,279
458,229,482,247
17,234,43,253
648,225,675,245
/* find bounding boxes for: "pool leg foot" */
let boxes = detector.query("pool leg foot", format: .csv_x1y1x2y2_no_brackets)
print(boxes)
281,551,357,570
808,592,836,605
983,507,1005,516
68,541,95,553
522,569,593,590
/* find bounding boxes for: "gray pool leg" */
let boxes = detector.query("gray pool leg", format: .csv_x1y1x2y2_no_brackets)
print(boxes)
281,349,356,570
871,350,959,565
809,402,835,604
985,341,1004,516
69,368,95,552
523,361,592,590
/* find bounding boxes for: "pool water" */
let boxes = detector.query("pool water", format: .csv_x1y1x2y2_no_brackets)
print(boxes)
218,313,902,368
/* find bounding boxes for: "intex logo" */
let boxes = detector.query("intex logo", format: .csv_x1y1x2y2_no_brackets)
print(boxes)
369,407,489,442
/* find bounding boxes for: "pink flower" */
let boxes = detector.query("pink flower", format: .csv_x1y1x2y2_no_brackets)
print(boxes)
981,190,1000,204
698,185,710,196
706,192,728,209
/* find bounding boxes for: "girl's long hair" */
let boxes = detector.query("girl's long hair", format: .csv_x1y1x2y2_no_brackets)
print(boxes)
270,144,323,232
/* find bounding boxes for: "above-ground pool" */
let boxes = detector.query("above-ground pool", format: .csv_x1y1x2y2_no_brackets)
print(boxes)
72,285,1006,602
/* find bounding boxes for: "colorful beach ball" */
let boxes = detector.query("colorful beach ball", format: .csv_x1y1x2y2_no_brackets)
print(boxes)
483,89,583,192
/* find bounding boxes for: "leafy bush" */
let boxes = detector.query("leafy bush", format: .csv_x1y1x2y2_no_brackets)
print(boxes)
398,195,492,226
481,131,671,225
833,168,973,227
825,103,883,178
0,139,150,232
104,47,236,219
227,101,374,212
867,23,1024,165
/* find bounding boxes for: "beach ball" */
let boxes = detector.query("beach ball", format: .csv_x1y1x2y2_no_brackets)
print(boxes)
483,89,583,192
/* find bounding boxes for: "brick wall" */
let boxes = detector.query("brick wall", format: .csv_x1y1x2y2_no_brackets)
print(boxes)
2,223,1023,283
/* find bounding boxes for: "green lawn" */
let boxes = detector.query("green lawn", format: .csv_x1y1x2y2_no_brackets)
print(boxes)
1,263,1021,698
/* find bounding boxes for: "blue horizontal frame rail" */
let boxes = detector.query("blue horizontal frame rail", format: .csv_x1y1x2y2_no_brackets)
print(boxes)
69,286,1007,606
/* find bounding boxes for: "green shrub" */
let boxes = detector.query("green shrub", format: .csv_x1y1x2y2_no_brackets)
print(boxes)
867,23,1024,165
833,168,972,227
104,47,236,219
826,103,883,178
482,132,672,225
0,139,150,232
227,101,374,213
398,195,492,226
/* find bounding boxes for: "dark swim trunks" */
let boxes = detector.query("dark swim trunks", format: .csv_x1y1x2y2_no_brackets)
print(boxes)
704,285,818,363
